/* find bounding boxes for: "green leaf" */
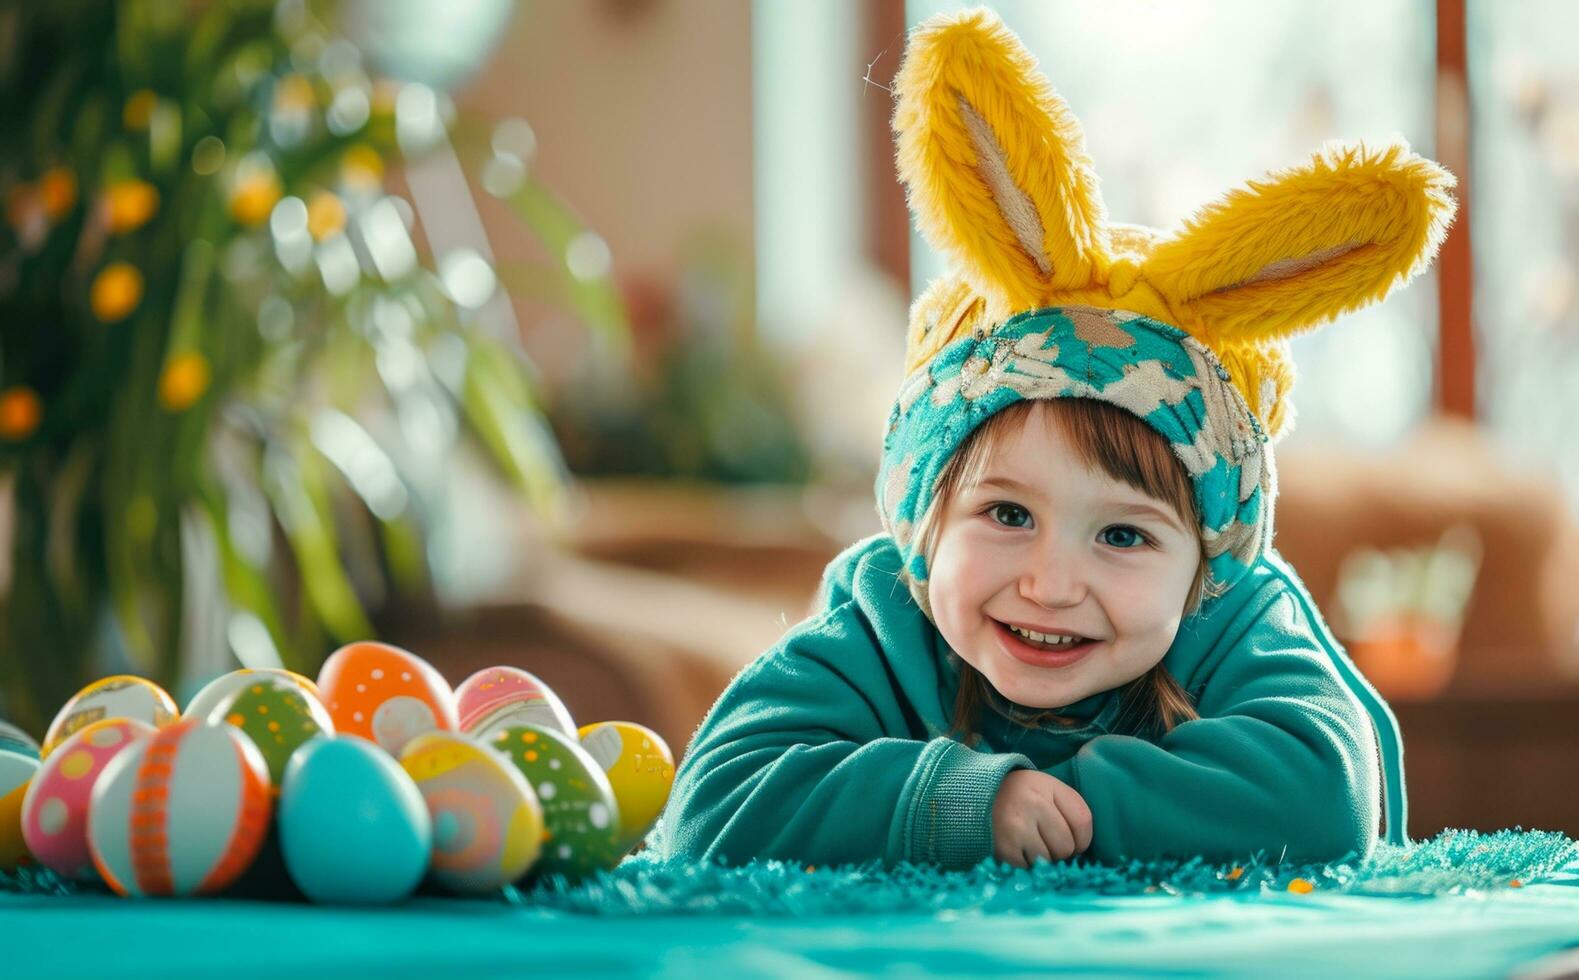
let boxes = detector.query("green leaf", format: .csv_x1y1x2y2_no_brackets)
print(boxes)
459,339,568,521
263,443,373,642
499,176,632,359
194,471,297,673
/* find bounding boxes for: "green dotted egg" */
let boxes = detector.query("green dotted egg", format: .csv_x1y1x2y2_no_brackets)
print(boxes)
489,723,622,883
214,680,334,788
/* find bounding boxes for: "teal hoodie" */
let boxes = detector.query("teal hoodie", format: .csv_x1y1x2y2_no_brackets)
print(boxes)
650,306,1406,870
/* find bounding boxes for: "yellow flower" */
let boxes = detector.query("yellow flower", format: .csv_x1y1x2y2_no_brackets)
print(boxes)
158,352,211,412
39,167,77,218
123,89,158,130
274,74,315,112
306,190,346,241
91,262,144,323
230,170,282,226
340,144,384,190
0,386,42,440
104,180,160,234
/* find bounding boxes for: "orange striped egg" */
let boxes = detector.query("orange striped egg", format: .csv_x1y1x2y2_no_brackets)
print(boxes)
22,718,154,880
87,718,273,897
42,676,177,758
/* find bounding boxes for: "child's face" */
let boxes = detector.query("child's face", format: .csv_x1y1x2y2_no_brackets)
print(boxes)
929,410,1200,711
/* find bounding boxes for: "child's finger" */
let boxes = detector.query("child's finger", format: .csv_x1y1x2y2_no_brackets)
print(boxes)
1049,781,1093,852
1036,806,1076,860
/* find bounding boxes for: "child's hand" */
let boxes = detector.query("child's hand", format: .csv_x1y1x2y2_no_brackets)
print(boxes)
991,770,1093,867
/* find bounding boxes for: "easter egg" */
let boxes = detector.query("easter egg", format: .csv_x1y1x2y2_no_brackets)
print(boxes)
22,718,154,880
211,679,334,787
317,641,458,756
87,719,273,897
399,731,544,893
183,667,322,722
0,720,39,759
42,676,176,758
279,734,431,903
487,723,621,883
457,666,577,741
578,721,675,851
0,749,39,870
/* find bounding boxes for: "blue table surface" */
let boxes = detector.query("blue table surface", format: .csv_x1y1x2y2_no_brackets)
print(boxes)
6,868,1579,979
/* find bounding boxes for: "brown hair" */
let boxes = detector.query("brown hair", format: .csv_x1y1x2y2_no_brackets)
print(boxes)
910,398,1212,743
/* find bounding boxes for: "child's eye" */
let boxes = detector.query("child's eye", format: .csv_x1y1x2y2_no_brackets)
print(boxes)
985,503,1032,528
1100,525,1152,549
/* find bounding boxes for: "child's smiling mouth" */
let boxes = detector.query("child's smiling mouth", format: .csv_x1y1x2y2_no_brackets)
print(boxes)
992,619,1101,667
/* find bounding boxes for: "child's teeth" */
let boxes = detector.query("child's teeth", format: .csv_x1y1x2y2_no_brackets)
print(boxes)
1008,625,1086,646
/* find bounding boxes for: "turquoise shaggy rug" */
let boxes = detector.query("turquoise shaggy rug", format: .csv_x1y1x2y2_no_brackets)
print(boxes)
6,829,1579,978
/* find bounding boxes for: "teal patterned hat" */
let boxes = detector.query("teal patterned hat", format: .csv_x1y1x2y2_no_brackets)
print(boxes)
875,305,1275,620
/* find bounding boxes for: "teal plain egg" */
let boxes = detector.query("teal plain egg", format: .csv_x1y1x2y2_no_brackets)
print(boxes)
278,734,432,904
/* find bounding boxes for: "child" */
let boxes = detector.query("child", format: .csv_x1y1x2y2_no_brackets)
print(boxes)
649,7,1455,870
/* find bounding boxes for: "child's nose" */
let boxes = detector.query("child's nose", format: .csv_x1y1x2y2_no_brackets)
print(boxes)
1018,549,1087,607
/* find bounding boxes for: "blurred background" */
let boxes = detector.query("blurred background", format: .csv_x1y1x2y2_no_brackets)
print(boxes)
1,0,1577,842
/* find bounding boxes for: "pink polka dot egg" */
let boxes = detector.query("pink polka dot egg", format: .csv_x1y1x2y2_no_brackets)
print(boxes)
317,641,458,757
22,717,154,881
88,718,273,897
456,666,577,741
399,731,544,893
42,675,176,758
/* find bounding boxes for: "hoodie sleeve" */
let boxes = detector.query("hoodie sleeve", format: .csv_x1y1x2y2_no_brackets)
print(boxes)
1047,584,1383,866
652,543,1035,870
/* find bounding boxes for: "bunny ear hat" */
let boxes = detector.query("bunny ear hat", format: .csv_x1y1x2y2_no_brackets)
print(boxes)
876,7,1457,617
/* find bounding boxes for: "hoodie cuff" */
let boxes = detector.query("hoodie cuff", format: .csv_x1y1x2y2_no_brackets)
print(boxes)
904,738,1034,870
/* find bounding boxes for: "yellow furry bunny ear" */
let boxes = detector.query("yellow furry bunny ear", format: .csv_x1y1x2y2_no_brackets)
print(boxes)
892,8,1111,315
1143,141,1457,348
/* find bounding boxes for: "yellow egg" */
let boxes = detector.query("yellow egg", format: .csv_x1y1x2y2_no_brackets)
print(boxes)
0,749,38,871
576,721,674,851
42,675,177,759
